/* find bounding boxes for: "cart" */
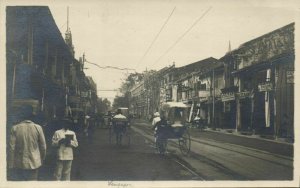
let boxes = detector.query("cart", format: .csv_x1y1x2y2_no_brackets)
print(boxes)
155,102,191,155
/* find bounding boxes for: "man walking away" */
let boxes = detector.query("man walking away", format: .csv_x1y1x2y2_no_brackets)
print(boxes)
112,109,128,145
52,118,78,181
8,105,47,181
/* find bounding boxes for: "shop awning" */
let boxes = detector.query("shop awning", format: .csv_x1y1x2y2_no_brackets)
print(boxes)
11,99,40,113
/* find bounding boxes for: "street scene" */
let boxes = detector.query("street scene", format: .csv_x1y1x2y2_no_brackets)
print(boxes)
36,119,292,181
4,1,297,187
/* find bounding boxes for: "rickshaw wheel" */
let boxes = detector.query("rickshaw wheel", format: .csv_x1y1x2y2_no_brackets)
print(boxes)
179,129,191,155
123,128,131,147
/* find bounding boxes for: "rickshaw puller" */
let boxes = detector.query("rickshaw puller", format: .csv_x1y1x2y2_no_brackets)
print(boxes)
112,109,128,145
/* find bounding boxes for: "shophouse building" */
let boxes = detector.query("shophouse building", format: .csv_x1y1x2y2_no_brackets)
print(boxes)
175,57,222,127
221,23,294,138
130,81,145,118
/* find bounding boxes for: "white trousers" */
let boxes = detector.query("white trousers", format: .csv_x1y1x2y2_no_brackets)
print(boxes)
54,160,72,181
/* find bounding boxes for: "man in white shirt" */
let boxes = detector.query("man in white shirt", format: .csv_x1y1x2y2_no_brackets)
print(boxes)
151,112,161,143
152,112,161,129
8,105,47,181
112,109,128,145
52,118,78,181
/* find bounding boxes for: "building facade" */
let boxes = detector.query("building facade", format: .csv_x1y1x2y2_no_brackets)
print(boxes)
6,6,98,128
175,58,222,126
130,81,146,118
129,23,294,139
221,23,294,138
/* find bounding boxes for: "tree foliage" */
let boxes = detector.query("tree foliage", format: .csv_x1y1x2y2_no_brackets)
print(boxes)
119,72,144,94
112,92,130,109
113,72,143,109
113,70,157,109
97,98,111,113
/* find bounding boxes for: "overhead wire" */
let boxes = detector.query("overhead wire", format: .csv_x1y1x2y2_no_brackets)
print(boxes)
85,60,136,71
84,60,134,99
135,6,176,69
151,7,212,67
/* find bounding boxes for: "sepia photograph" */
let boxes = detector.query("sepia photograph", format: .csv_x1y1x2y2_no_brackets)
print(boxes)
1,0,299,187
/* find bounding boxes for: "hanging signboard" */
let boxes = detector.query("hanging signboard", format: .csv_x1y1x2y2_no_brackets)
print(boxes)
258,82,273,92
198,90,210,98
221,92,235,102
236,91,250,99
199,97,208,102
81,91,89,98
286,70,294,84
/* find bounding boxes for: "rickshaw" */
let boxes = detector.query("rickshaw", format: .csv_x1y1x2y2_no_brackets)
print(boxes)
118,107,129,117
109,108,131,146
155,102,191,155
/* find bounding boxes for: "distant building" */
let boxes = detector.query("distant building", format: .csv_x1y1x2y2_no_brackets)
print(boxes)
175,57,221,126
130,81,145,118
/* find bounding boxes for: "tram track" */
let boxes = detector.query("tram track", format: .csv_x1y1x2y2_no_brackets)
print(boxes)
130,126,206,180
133,122,292,167
131,122,293,180
170,155,206,180
189,137,293,168
132,125,248,180
163,137,249,180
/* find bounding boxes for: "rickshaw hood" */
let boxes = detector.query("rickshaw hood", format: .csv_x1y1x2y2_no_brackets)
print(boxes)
162,102,190,109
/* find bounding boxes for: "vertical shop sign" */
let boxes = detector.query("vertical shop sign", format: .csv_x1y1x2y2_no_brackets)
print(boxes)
286,70,294,84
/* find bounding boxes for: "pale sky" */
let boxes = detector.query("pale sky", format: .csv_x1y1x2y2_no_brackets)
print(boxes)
4,0,300,103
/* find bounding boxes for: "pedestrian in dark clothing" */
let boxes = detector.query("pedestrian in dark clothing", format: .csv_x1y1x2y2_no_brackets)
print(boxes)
152,115,168,130
87,117,95,143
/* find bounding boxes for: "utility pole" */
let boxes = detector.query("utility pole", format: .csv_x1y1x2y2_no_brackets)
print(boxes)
145,68,150,118
67,6,69,31
83,53,85,70
212,68,215,130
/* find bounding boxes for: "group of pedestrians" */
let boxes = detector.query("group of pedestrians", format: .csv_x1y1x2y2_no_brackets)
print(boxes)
8,105,78,181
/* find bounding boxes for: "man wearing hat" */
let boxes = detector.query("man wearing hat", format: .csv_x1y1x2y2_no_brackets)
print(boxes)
112,109,128,145
52,118,78,181
152,112,161,129
8,105,47,181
